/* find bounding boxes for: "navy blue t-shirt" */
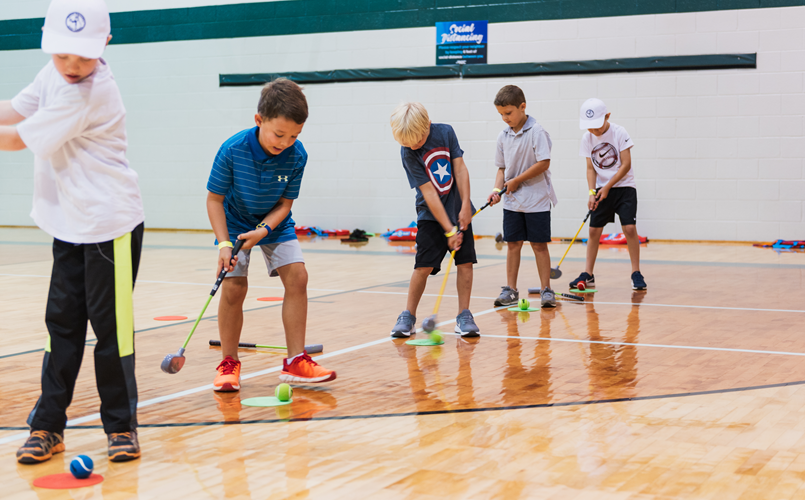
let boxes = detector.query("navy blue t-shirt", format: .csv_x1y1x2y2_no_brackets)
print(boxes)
400,123,473,223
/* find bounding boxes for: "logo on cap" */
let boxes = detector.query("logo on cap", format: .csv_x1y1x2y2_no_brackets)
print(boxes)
65,12,86,33
585,109,594,118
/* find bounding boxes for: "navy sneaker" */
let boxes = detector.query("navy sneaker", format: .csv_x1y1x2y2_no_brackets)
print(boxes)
391,310,416,338
494,286,518,307
570,272,594,289
631,271,647,290
454,310,480,337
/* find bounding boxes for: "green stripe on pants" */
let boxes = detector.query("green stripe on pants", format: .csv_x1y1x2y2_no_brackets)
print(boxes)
114,232,134,357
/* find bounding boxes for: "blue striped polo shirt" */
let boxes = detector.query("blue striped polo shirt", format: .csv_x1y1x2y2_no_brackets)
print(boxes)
207,127,307,246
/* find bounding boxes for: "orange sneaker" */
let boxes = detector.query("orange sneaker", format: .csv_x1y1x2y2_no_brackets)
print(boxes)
213,356,241,392
280,352,336,383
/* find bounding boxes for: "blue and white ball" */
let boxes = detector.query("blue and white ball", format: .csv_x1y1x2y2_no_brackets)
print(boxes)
70,455,94,479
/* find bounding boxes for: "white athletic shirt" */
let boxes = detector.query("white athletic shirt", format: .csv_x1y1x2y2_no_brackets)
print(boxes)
495,115,557,212
579,122,636,189
12,59,144,244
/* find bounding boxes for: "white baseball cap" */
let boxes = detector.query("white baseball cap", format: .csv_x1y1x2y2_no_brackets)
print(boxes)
41,0,111,59
579,98,608,130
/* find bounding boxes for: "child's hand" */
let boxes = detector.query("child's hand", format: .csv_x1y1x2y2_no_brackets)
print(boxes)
595,186,610,205
458,206,473,231
448,232,463,252
237,229,266,250
503,178,522,195
487,191,501,206
217,247,237,276
588,195,597,211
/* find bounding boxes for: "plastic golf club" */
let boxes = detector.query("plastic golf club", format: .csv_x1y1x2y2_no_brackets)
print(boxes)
421,186,508,334
527,287,584,301
160,238,244,374
550,209,592,279
208,340,324,354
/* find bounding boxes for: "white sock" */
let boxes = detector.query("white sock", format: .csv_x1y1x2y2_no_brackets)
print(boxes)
286,352,304,363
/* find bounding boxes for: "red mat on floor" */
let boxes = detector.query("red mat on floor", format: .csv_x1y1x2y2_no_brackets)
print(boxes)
33,473,103,489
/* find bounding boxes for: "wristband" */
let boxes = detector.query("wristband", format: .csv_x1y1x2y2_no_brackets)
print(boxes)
256,222,272,235
444,226,458,238
492,188,502,193
589,189,597,195
218,241,233,249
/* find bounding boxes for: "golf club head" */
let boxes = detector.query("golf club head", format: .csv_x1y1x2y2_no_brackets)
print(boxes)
422,315,437,333
550,267,562,279
160,349,186,374
306,344,324,354
527,287,541,294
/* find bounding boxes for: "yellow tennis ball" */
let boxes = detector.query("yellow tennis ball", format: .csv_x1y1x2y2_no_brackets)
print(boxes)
275,383,293,402
429,331,443,343
518,298,530,310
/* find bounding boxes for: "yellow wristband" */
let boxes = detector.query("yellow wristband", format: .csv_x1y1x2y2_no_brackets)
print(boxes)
492,188,502,193
218,241,233,249
589,189,597,195
444,226,458,238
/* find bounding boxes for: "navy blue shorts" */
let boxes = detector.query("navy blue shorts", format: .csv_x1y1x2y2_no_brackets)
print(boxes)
503,209,551,243
590,187,637,228
415,220,477,275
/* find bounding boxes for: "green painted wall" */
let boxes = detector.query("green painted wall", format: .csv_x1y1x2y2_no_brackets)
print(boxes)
1,0,804,51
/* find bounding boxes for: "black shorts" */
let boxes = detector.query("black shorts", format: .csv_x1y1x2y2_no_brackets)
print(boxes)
591,187,637,228
415,220,477,275
503,209,551,243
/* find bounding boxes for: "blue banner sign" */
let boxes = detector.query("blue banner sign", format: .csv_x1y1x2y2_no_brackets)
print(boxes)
436,20,488,66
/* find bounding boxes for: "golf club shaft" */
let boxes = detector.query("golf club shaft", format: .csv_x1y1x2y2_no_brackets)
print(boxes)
555,210,592,270
474,185,508,215
432,250,455,316
208,340,320,351
180,239,245,350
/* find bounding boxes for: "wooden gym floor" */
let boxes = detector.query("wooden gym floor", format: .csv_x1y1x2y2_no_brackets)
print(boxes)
1,227,804,499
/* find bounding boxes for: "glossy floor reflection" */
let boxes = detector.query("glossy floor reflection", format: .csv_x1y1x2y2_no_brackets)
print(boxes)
2,228,804,499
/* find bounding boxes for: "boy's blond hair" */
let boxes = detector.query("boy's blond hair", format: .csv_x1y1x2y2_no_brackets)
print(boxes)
390,102,430,147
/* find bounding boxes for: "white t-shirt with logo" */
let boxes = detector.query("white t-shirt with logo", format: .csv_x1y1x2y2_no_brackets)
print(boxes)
495,116,557,213
12,59,144,244
579,122,636,189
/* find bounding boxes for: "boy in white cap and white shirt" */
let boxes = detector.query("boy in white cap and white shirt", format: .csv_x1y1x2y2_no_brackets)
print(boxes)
574,98,647,291
0,0,145,463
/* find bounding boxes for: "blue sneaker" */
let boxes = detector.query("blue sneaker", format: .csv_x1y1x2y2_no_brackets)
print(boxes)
391,310,416,338
570,272,594,290
631,271,647,290
454,309,480,337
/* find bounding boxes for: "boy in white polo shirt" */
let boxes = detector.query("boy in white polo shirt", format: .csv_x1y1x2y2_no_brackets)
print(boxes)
574,98,646,291
487,85,558,308
0,0,145,463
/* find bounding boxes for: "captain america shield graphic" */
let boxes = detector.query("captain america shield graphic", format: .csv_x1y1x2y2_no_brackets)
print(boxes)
423,147,453,194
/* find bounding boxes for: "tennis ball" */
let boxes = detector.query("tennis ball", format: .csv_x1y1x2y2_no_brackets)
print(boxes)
577,282,586,291
275,383,293,402
70,455,93,479
429,331,443,343
518,298,530,310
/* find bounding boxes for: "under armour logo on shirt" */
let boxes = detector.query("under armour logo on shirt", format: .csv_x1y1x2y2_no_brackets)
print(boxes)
278,175,288,182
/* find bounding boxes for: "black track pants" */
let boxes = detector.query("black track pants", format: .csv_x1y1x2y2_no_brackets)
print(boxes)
27,223,144,435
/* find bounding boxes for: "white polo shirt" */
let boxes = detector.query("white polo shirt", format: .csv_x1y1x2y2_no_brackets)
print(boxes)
12,59,144,244
495,115,557,213
579,122,636,189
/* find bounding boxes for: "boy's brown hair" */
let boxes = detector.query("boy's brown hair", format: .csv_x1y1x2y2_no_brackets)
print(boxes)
258,78,309,124
494,85,526,108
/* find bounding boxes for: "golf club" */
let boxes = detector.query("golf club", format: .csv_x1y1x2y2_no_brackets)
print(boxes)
208,339,324,354
551,209,592,279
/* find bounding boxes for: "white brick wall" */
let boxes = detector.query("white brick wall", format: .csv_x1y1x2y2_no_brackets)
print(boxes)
0,5,803,241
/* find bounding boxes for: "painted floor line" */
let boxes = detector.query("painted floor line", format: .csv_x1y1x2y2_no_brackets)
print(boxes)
563,300,805,314
0,314,471,446
444,332,805,358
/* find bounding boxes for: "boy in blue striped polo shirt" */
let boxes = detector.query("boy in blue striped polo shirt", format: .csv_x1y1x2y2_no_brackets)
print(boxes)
206,78,335,391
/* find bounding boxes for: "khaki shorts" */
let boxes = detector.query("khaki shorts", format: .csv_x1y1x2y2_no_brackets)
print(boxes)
227,239,305,278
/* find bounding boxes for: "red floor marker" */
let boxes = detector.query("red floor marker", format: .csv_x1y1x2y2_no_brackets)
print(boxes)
33,473,104,489
154,316,188,321
257,297,283,301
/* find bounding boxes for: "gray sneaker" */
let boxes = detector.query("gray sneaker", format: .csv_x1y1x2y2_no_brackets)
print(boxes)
541,288,556,308
494,286,518,307
391,310,416,338
454,309,480,337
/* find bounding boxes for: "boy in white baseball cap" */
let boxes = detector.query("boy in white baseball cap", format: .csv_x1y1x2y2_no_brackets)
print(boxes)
0,0,145,464
574,98,647,291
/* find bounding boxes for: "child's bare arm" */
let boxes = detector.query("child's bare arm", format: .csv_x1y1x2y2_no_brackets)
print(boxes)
420,181,463,250
586,158,597,210
0,102,24,126
236,197,293,249
488,168,505,205
451,157,472,231
596,148,632,203
0,126,25,151
504,159,550,195
206,192,235,275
